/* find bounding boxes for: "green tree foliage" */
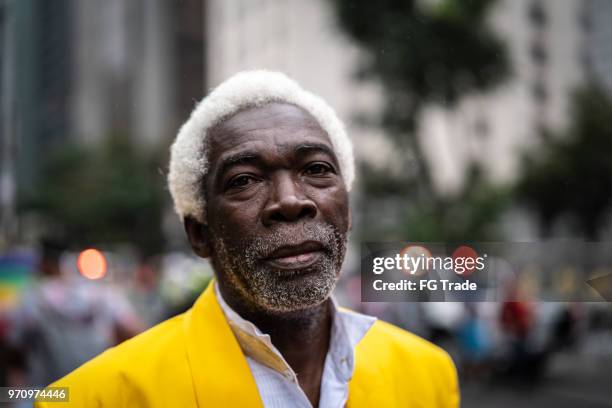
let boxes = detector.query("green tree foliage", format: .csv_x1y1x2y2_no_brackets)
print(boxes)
22,136,166,256
518,83,612,239
331,0,508,110
400,166,512,241
359,164,511,241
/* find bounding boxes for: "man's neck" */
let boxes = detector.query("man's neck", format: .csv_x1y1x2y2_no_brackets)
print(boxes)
218,283,332,406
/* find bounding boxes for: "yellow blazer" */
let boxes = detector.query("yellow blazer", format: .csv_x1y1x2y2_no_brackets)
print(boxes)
36,281,459,407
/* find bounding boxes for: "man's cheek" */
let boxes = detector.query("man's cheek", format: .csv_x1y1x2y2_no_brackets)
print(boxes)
330,204,350,233
315,191,348,221
222,197,264,222
211,206,257,236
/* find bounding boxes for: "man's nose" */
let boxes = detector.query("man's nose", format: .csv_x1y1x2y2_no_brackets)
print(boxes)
261,173,317,225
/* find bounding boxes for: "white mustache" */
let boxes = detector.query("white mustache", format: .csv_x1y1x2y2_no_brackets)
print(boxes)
248,222,336,260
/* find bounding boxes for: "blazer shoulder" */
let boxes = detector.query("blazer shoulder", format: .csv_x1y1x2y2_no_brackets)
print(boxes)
356,319,460,407
106,312,186,363
362,319,457,373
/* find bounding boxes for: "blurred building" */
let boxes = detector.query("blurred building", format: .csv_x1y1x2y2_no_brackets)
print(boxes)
0,0,205,245
1,0,17,246
588,0,612,93
420,0,594,195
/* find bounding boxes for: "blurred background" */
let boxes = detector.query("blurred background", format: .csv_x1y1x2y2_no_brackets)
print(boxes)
1,0,611,406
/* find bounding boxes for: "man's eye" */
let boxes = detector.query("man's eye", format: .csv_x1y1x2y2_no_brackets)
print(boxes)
227,174,257,189
305,163,333,176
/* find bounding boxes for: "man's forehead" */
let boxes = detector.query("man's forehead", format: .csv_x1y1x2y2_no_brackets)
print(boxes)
207,102,333,162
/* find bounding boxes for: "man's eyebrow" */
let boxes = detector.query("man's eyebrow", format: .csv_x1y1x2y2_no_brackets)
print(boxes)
217,151,261,178
294,143,337,160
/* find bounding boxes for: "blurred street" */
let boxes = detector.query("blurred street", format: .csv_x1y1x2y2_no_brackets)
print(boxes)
463,349,612,407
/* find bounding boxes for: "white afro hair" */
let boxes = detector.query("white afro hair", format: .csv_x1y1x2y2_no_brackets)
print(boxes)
168,70,355,223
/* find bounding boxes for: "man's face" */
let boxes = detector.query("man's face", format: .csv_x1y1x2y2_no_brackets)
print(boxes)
198,102,350,313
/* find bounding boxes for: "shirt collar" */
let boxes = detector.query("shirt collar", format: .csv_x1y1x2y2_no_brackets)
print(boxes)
214,282,376,382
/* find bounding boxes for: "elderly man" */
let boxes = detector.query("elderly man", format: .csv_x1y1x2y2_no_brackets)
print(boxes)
37,71,459,407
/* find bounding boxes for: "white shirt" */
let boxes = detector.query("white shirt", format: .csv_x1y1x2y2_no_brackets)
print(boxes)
214,283,376,408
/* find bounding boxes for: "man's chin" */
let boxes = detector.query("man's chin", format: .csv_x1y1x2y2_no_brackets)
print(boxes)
247,270,338,314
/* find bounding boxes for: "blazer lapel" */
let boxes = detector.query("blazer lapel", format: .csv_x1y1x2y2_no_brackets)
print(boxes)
183,281,264,408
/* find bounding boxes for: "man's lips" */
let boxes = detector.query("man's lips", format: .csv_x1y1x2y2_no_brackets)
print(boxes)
264,241,324,270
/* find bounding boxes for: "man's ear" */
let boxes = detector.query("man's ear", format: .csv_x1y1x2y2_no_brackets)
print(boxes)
184,216,212,258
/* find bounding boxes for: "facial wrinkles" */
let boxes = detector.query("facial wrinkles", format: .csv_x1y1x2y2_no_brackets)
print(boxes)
212,220,347,313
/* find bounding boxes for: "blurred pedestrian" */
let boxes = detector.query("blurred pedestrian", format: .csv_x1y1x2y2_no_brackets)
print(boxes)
8,238,143,387
499,285,538,382
126,256,166,327
457,303,491,380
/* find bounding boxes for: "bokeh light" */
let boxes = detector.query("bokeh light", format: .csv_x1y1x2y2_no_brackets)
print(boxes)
77,248,107,280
